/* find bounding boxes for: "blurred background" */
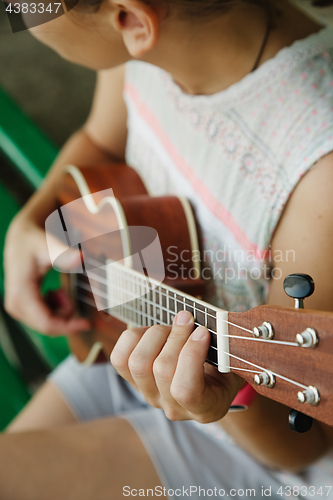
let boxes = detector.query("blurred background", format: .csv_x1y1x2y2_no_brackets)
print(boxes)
0,0,332,430
0,2,96,430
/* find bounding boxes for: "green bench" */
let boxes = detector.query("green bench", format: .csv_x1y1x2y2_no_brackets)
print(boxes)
0,87,70,429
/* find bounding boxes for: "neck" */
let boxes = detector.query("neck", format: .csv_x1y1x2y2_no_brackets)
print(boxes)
142,0,323,96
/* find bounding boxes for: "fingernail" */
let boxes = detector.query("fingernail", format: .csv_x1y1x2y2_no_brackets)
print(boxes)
191,326,207,341
176,310,193,325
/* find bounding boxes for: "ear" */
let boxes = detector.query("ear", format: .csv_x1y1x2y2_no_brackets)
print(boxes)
111,0,160,57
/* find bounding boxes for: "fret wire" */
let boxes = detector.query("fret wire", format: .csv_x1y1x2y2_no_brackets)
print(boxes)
140,277,144,326
194,300,197,333
139,277,145,327
155,287,158,322
134,277,138,325
144,280,148,327
157,287,161,322
150,282,154,326
153,288,156,326
167,289,170,325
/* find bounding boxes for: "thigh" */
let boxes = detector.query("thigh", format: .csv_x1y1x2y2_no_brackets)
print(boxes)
6,354,148,433
1,417,162,500
6,380,77,433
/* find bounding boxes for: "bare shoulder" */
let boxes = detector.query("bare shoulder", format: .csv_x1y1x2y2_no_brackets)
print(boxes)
268,152,333,310
269,153,333,441
275,151,333,238
84,65,128,162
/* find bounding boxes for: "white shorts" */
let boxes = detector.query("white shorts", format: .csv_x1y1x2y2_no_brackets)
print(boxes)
48,355,313,500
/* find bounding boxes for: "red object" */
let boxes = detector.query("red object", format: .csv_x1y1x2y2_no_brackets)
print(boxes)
229,383,257,412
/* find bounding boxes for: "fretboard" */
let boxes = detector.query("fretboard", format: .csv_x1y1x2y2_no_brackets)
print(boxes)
78,259,223,368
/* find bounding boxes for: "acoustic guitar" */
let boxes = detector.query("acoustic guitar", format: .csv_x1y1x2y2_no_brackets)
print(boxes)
49,163,333,429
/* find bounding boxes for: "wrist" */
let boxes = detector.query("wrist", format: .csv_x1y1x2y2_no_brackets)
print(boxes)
8,211,41,238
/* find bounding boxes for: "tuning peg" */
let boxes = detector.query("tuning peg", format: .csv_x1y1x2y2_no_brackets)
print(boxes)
289,409,313,433
283,274,315,309
284,275,316,432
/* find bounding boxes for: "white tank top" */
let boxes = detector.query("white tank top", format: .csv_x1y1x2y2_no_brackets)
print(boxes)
124,26,333,314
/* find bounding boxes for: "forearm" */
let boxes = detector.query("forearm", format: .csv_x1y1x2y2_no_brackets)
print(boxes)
13,128,124,228
3,128,124,332
219,393,328,472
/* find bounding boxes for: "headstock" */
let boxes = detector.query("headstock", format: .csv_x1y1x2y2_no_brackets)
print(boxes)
228,274,333,429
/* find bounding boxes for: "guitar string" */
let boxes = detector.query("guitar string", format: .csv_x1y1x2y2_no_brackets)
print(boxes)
207,355,308,391
75,280,299,347
75,291,309,392
217,350,308,390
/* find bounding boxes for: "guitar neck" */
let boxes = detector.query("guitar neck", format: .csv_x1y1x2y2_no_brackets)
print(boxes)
84,259,223,368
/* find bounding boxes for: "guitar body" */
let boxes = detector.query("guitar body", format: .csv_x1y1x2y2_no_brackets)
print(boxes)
58,163,204,362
